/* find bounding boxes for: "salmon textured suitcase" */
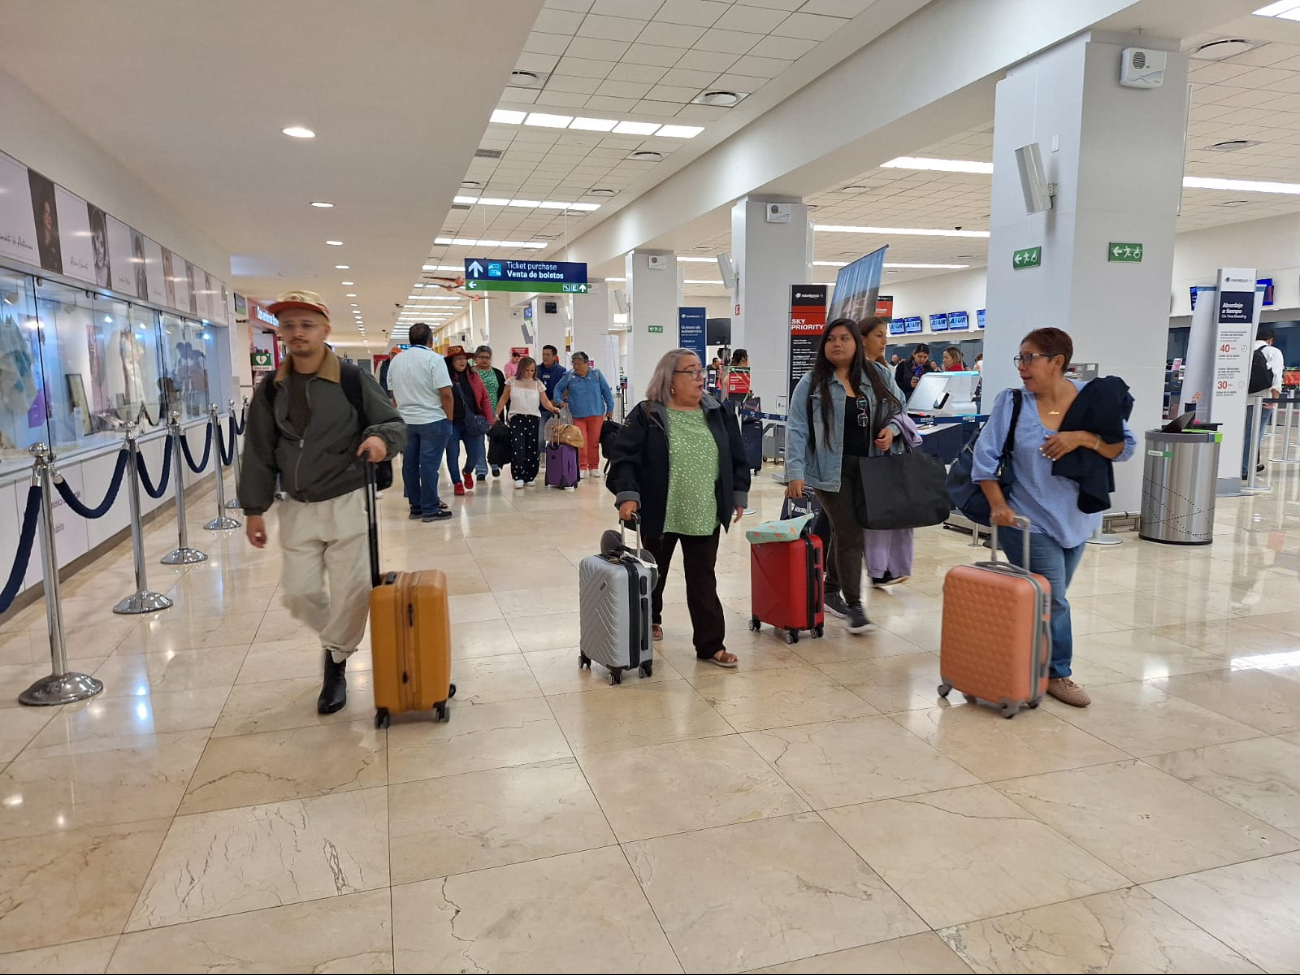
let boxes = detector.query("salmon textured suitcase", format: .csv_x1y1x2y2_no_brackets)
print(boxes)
749,529,825,645
362,463,454,729
939,518,1050,718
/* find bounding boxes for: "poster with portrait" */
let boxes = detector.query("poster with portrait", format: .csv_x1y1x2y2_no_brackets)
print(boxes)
203,271,217,321
220,282,230,325
27,169,62,274
0,153,39,268
161,245,180,310
87,204,111,288
129,228,148,300
55,186,94,282
106,214,135,296
142,235,165,306
184,261,199,316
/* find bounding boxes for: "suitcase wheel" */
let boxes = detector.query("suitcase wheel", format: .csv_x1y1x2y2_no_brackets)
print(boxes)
785,629,799,645
749,616,761,633
937,682,952,698
375,707,390,730
579,653,591,670
448,683,456,699
1027,699,1040,709
813,624,824,639
963,693,977,705
435,702,450,723
609,668,623,686
639,661,653,678
1000,704,1018,719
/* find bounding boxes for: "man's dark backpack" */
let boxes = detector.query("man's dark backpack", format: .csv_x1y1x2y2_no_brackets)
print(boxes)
1249,347,1274,395
259,363,394,490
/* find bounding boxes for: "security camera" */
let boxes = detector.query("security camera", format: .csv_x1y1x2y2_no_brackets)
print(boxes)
954,226,963,231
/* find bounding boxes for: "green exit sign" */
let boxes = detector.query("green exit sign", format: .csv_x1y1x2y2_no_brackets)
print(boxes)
647,325,664,333
1108,242,1143,263
1012,247,1042,270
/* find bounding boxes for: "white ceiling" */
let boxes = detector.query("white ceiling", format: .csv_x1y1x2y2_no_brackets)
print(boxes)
0,0,543,349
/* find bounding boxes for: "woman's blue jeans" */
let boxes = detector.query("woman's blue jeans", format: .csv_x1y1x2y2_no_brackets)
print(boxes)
997,526,1085,680
446,421,484,486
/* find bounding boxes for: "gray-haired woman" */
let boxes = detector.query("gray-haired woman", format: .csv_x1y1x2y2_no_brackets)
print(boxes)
607,350,750,668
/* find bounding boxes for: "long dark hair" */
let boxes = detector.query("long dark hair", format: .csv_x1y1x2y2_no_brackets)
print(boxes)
806,317,902,452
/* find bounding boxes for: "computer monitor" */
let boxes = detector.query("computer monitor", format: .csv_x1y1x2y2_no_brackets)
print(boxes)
907,371,980,417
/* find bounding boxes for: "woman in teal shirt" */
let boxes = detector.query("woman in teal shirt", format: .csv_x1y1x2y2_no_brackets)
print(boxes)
608,350,750,668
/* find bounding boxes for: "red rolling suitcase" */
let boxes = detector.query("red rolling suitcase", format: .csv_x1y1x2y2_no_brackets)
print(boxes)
749,529,825,645
938,517,1051,719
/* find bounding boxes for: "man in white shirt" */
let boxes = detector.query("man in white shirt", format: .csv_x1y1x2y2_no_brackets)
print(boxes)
1245,327,1287,477
388,323,455,521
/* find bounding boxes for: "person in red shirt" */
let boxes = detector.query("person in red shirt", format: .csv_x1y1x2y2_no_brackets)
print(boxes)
942,346,967,372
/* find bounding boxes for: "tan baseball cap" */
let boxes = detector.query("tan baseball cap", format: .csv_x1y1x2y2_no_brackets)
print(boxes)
268,289,330,320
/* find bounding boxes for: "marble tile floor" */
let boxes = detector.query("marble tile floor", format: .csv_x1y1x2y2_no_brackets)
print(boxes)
0,464,1298,972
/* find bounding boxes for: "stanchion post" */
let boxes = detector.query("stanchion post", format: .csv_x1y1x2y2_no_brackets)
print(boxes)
1244,395,1271,495
113,424,173,614
225,397,243,509
1273,396,1297,464
161,411,207,564
19,444,104,706
204,404,240,531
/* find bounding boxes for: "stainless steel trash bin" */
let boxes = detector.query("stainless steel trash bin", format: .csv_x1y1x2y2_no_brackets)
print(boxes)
1139,430,1221,545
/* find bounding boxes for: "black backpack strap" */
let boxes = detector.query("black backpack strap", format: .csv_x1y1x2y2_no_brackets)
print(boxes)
339,361,369,428
1001,389,1024,462
257,371,279,407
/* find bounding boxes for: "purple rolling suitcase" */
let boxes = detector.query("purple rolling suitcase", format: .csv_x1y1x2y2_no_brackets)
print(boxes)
546,443,579,489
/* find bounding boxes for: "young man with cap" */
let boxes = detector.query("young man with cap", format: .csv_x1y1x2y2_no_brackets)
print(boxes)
239,290,406,715
388,322,454,521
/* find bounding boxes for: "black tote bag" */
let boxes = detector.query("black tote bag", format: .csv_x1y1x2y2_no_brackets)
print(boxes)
854,439,951,531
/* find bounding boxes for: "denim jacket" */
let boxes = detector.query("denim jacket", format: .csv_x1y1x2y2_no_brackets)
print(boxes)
784,363,906,492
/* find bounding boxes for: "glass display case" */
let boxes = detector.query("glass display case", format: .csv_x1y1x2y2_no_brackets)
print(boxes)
0,267,47,473
160,313,214,421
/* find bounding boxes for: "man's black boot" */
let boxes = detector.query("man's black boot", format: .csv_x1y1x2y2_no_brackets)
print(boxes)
317,652,348,714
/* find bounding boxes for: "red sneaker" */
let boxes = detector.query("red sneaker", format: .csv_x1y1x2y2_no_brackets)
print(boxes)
464,471,475,490
454,483,466,497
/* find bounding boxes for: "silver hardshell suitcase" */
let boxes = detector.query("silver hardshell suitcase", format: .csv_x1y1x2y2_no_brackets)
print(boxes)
578,522,657,685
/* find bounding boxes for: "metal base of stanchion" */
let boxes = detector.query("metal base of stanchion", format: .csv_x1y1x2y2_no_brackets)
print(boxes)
204,514,241,530
1086,533,1124,546
161,547,207,564
113,590,174,614
225,497,241,509
19,671,103,706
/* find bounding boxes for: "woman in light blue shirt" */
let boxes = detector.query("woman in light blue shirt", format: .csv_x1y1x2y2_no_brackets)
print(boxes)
973,327,1136,708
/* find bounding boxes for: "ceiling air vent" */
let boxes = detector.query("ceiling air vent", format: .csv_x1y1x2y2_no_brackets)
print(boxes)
450,204,471,210
1207,139,1260,152
474,148,503,159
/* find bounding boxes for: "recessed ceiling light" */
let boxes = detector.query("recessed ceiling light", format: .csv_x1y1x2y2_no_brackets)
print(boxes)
461,180,483,188
613,120,660,135
1219,199,1253,207
815,224,990,238
335,265,350,269
490,109,527,124
629,150,664,162
587,188,616,196
525,112,574,128
1206,139,1261,152
840,185,870,192
282,126,315,139
570,117,618,132
509,70,545,88
696,90,744,107
350,303,358,307
1183,175,1300,194
656,125,704,139
346,293,357,297
1191,38,1260,59
882,156,995,174
309,201,334,208
341,280,354,285
326,240,343,246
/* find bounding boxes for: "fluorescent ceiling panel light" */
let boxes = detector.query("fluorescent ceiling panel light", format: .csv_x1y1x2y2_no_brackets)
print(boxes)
815,225,991,238
656,124,704,139
606,277,626,282
678,256,717,262
525,112,573,128
813,261,847,267
477,197,510,206
310,201,334,208
434,237,453,244
684,279,724,284
335,265,349,269
326,240,343,245
882,156,994,174
282,126,315,138
423,264,462,271
1254,1,1300,17
538,201,572,209
1183,175,1300,194
491,109,527,124
452,238,478,246
567,202,600,211
570,117,618,131
886,262,972,269
613,120,660,135
453,195,479,204
508,199,541,208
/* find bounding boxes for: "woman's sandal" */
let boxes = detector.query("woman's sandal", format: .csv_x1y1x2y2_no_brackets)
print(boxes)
652,625,663,641
707,651,738,669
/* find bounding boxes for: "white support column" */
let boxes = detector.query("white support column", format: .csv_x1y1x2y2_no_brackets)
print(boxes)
571,280,609,370
732,197,812,413
983,32,1188,513
626,250,681,403
534,295,569,363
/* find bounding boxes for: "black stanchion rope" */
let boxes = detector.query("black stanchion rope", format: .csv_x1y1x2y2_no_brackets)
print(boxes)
52,449,129,519
218,416,237,467
137,437,174,499
0,487,42,614
180,423,212,473
233,409,246,437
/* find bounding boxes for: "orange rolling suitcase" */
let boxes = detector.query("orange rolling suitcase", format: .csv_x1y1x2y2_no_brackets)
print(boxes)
362,463,454,729
938,517,1050,719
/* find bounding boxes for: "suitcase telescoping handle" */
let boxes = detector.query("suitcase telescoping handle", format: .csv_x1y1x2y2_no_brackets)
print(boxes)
988,515,1032,571
361,451,381,588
